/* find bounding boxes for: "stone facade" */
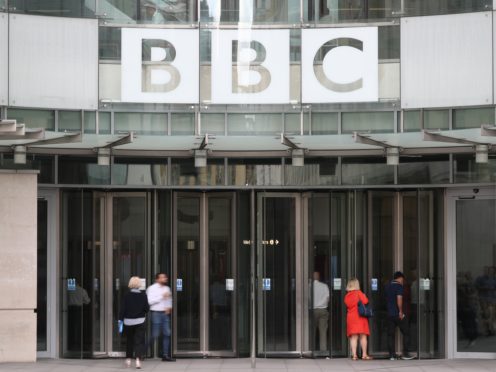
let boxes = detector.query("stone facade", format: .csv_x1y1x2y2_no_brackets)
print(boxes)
0,170,38,362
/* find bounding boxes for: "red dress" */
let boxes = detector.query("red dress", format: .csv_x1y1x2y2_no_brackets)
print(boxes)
344,290,370,337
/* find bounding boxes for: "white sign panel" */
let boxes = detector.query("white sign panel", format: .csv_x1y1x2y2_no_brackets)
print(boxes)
302,27,378,103
121,28,199,103
139,278,146,291
226,278,234,291
211,29,290,104
333,278,342,291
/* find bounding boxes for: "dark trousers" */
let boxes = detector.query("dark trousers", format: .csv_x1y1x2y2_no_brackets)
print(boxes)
125,323,146,359
387,316,410,356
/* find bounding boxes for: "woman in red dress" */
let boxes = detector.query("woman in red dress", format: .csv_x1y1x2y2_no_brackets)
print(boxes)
344,278,372,360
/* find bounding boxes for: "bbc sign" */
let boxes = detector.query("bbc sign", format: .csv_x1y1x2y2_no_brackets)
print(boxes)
121,27,378,105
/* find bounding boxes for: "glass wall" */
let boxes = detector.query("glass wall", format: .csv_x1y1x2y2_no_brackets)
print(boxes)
456,199,496,353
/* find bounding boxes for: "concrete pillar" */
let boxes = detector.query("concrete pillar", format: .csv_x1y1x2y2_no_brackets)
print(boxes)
0,170,38,362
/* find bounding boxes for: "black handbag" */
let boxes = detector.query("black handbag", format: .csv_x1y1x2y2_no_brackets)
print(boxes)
358,299,374,318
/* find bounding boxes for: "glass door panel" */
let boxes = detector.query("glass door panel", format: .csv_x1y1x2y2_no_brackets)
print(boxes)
208,196,235,353
309,193,349,357
111,195,148,353
174,196,201,352
258,195,298,355
456,199,496,353
366,191,395,356
418,190,445,358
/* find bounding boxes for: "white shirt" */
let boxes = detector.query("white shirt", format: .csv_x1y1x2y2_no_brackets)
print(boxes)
313,280,330,309
146,283,173,311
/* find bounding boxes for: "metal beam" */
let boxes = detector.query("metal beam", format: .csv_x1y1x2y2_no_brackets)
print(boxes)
353,132,398,149
280,133,301,149
481,124,496,137
101,131,134,149
422,130,481,146
29,132,82,146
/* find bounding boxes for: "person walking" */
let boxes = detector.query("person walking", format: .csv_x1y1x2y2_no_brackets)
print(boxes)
344,278,372,361
313,271,330,352
385,271,415,360
119,276,149,369
146,273,175,362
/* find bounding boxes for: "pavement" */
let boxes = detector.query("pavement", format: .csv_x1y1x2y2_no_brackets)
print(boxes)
0,358,495,372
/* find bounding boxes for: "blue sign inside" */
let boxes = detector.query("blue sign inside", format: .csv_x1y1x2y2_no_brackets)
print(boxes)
262,278,271,291
371,278,378,292
67,278,76,292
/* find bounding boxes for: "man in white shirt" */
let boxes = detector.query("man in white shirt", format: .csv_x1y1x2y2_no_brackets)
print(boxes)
313,271,330,352
146,273,175,362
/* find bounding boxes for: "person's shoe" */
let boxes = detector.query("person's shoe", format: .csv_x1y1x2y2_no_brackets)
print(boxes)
389,354,398,360
125,358,132,368
135,358,141,369
400,353,415,360
162,356,176,362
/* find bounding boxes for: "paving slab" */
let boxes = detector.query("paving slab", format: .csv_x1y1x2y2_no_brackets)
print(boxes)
0,358,495,372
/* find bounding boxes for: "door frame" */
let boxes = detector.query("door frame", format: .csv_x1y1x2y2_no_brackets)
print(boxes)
37,189,59,359
256,192,303,357
172,192,237,357
447,187,496,359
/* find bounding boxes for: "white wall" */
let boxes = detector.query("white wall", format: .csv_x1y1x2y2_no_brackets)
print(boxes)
0,170,38,362
401,12,493,109
8,14,98,110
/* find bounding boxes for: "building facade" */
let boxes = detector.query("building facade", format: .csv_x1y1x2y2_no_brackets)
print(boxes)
0,0,496,361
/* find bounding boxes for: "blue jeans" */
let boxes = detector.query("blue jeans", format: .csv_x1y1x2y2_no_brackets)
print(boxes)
148,311,171,357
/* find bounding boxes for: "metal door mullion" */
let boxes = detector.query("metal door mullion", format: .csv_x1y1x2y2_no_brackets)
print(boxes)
201,193,208,355
104,193,113,355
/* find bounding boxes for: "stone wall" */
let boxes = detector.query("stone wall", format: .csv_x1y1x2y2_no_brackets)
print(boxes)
0,170,38,362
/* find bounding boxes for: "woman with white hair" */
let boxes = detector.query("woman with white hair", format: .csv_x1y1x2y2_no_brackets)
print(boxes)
119,276,150,369
344,278,372,361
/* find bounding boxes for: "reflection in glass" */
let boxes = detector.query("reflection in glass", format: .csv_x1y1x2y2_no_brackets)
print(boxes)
284,113,310,135
59,157,111,185
284,157,338,185
208,197,233,351
228,158,282,186
114,112,167,135
98,0,193,24
310,193,348,356
423,110,449,130
59,111,82,132
454,155,496,183
171,113,195,135
201,113,225,135
260,197,297,352
453,107,495,129
112,196,147,351
367,192,394,355
403,110,421,132
172,158,225,185
176,197,201,351
9,0,96,17
342,112,394,133
37,199,48,352
7,108,55,130
228,113,282,135
398,156,450,184
456,199,496,353
0,154,55,184
113,158,168,186
342,157,394,185
311,113,338,135
200,0,300,23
